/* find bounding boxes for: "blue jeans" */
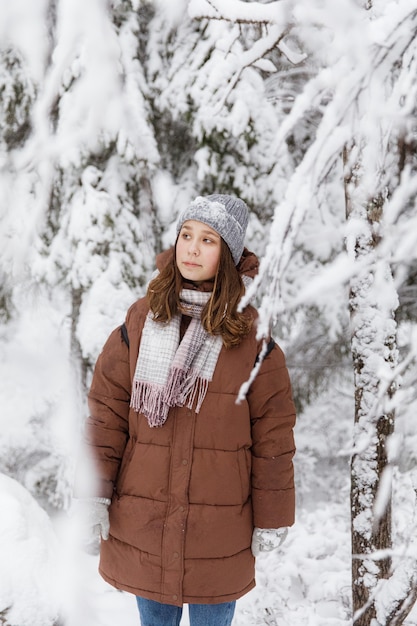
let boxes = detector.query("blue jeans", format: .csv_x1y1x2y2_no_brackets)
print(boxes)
136,597,236,626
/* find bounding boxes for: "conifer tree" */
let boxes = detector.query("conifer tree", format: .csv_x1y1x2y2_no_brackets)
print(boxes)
0,48,36,321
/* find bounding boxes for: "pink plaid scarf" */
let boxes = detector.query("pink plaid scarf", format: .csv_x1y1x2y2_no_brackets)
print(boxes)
130,289,223,427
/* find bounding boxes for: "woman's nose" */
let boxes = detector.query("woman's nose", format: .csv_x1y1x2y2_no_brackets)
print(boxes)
188,241,199,256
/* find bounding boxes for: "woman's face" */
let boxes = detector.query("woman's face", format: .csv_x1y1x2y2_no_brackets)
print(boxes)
176,220,221,284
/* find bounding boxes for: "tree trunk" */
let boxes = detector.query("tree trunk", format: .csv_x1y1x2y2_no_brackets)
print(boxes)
70,287,89,395
344,148,398,625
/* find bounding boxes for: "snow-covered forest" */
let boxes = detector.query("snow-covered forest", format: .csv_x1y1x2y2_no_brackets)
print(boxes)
0,0,416,625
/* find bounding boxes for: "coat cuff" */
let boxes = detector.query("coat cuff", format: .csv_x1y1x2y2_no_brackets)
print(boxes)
252,487,295,528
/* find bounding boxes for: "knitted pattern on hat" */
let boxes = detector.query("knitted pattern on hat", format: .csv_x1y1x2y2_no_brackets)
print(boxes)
176,194,249,264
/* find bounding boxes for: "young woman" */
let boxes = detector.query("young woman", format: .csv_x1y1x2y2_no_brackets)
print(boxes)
81,194,296,626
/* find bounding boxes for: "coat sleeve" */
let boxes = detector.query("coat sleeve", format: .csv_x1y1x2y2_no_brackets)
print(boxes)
81,325,131,499
247,342,296,529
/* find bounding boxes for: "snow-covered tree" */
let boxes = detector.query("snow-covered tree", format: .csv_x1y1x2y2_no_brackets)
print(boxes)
0,47,37,322
189,0,417,624
31,2,164,390
1,0,417,623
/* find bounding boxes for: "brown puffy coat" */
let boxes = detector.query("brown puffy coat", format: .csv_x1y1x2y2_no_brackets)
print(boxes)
84,250,296,607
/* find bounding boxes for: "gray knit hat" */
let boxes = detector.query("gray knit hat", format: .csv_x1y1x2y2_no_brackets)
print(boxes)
176,194,249,264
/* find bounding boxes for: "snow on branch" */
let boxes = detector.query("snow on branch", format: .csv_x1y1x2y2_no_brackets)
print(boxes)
188,0,290,26
239,1,417,343
188,0,306,72
215,24,294,110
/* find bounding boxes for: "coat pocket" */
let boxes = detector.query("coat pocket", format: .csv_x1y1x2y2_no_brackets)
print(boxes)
115,437,136,493
189,448,250,506
117,441,170,500
237,447,251,503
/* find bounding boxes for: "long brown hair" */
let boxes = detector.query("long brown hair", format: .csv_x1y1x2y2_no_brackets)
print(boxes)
147,240,252,348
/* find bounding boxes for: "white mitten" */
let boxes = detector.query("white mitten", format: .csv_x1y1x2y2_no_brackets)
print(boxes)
251,527,288,557
74,497,111,554
84,497,111,540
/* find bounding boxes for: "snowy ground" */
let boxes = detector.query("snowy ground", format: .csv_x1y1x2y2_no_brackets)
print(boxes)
0,299,416,626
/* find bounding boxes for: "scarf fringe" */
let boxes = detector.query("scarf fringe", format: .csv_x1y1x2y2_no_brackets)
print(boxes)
131,369,210,428
163,366,186,407
131,379,169,428
164,367,210,414
188,377,209,414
